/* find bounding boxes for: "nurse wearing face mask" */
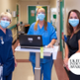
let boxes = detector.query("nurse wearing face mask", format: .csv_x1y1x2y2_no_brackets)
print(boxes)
27,8,57,80
0,12,17,80
64,10,80,80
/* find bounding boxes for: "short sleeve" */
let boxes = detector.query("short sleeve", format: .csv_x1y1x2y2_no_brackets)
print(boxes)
77,30,80,41
27,23,34,35
50,25,57,41
8,29,12,36
7,29,13,39
7,29,13,43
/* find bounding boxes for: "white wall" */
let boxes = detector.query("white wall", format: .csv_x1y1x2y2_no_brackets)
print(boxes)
50,0,60,45
0,0,18,27
19,1,50,23
64,0,80,34
0,0,19,42
50,0,57,21
50,0,56,8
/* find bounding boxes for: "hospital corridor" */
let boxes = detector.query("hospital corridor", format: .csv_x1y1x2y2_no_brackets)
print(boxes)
0,0,80,80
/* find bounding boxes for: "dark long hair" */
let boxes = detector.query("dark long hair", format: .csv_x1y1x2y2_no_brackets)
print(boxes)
67,9,80,36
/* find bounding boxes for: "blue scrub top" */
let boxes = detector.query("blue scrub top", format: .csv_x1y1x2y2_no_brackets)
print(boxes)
64,35,67,43
0,29,15,76
27,22,57,63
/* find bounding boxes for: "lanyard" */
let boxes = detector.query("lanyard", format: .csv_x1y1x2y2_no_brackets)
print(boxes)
0,66,3,80
40,47,44,59
0,37,4,45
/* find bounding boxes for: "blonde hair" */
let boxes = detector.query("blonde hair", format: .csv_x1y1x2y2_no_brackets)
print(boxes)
34,8,47,31
37,8,45,13
0,12,12,22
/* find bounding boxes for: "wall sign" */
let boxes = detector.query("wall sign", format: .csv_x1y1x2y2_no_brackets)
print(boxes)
31,10,35,16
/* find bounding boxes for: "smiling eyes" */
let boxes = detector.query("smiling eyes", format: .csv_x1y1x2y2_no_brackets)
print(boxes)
70,16,78,19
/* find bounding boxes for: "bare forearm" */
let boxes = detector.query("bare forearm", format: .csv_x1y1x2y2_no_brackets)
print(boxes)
65,45,69,58
75,50,80,53
50,39,56,45
12,45,17,67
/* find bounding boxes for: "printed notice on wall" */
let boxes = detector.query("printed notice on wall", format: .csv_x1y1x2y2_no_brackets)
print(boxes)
31,10,35,16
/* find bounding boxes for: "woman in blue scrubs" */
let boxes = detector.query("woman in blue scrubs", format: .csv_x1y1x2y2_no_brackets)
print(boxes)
0,12,16,80
27,8,57,80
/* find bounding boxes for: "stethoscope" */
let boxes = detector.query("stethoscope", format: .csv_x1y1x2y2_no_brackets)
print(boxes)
0,37,4,45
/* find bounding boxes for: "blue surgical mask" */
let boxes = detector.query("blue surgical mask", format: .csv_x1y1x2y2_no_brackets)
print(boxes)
0,20,10,28
37,13,45,21
69,19,79,27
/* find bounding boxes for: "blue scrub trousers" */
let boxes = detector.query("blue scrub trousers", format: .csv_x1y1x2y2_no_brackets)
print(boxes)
3,73,12,80
31,60,54,80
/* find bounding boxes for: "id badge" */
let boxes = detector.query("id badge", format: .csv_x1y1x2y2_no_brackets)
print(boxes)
0,66,3,80
0,37,4,45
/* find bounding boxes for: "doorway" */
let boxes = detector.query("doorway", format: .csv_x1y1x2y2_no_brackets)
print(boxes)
28,6,48,25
